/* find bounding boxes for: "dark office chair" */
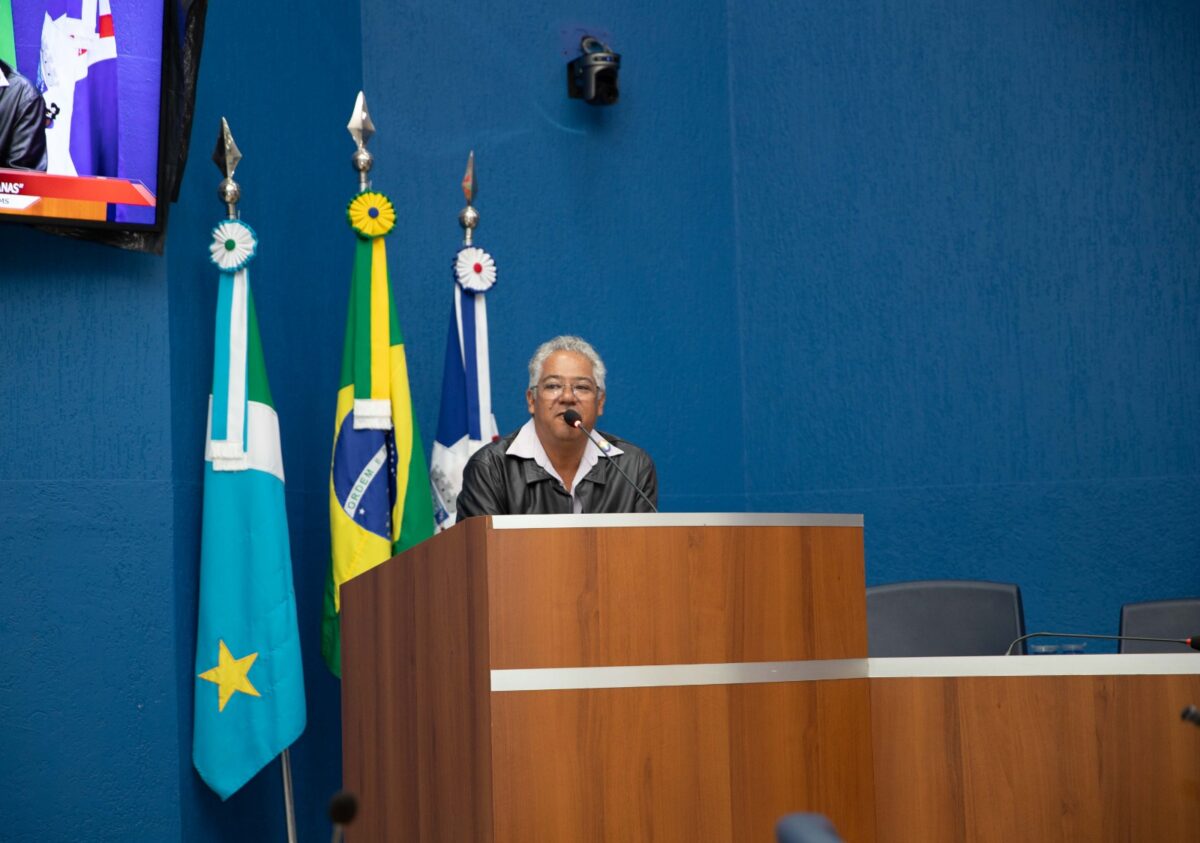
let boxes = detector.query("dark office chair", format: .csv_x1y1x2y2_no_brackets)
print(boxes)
866,579,1027,656
1118,598,1200,653
775,812,844,843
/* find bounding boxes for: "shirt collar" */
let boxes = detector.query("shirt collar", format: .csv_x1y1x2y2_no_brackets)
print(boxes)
506,418,623,490
0,66,9,87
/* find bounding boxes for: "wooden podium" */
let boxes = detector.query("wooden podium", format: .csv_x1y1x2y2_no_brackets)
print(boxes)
340,513,875,841
342,513,1200,841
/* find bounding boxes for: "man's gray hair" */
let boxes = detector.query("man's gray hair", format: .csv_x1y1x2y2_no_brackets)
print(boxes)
527,335,607,392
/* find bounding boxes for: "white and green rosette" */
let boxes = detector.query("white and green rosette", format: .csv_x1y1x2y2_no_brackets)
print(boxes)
209,220,258,273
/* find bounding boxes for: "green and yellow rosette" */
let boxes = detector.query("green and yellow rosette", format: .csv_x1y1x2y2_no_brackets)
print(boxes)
347,191,396,239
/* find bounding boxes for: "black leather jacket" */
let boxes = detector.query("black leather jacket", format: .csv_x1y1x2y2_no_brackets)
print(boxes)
457,428,657,518
0,60,48,171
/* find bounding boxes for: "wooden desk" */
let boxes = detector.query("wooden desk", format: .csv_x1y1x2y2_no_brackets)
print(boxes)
870,655,1200,842
341,512,1200,841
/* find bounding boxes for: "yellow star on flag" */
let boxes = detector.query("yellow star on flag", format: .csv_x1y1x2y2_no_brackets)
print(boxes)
198,640,261,712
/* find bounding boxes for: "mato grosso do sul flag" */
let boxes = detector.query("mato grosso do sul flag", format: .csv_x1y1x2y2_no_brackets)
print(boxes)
322,185,436,676
193,204,306,800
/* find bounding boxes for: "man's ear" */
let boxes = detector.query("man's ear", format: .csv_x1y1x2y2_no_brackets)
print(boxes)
596,390,606,417
526,388,536,415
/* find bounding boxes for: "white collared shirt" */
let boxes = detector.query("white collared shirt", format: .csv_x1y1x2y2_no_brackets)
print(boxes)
506,419,623,514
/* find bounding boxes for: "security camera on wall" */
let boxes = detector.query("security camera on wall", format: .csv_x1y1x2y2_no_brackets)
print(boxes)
566,35,621,106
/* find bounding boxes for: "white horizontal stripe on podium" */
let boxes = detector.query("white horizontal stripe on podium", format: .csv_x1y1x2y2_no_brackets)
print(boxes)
488,512,863,530
491,659,868,692
490,654,1199,692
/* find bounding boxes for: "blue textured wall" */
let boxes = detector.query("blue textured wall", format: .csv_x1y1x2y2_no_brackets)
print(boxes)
359,0,747,512
728,0,1200,638
0,230,178,835
1,1,1198,840
363,0,1200,644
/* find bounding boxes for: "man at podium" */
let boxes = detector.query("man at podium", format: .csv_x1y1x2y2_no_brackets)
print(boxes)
457,335,657,517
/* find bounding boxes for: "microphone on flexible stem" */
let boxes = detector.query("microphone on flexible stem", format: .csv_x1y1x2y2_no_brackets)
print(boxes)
1004,631,1199,656
562,408,658,513
1182,705,1200,729
329,790,358,843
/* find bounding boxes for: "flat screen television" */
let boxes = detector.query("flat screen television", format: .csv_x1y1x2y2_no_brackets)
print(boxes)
0,0,175,235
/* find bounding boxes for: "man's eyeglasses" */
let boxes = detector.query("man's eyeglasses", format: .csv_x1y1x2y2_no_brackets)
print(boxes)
537,380,600,400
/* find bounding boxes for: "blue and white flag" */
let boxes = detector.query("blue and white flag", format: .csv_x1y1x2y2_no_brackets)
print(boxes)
430,244,499,530
193,219,306,800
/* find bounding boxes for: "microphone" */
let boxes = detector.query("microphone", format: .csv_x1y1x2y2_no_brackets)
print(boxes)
329,790,358,843
1004,631,1199,656
563,408,658,513
1183,705,1200,729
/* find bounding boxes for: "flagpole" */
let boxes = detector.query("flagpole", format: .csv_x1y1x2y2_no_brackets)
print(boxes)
213,116,299,843
281,748,298,843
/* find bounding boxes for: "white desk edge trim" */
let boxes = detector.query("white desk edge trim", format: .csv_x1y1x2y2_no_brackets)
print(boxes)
490,654,1199,692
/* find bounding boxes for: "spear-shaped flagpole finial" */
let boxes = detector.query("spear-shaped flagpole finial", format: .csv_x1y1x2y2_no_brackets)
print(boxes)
458,150,478,246
347,91,376,193
212,117,242,219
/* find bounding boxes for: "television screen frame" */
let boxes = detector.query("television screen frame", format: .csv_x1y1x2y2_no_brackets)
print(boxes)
0,0,173,234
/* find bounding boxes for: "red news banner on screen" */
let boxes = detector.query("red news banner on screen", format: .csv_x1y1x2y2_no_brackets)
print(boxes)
0,168,155,215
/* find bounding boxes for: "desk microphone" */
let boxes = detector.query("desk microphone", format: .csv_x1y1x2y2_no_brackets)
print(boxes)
1004,631,1199,656
562,409,658,513
1182,705,1200,729
329,790,358,843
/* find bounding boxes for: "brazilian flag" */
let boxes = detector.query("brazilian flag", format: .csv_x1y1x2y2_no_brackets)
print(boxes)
323,191,435,676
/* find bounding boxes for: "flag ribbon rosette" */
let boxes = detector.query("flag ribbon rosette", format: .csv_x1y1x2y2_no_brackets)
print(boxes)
206,219,258,468
344,190,399,429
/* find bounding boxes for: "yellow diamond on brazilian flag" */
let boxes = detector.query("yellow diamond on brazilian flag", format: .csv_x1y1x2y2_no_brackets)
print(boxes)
323,188,435,676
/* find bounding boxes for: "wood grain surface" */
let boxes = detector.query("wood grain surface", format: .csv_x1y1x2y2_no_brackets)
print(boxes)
871,674,1200,842
490,679,875,842
485,524,867,667
341,518,495,843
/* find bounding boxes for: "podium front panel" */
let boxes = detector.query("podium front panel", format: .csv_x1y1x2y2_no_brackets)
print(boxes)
342,515,872,842
484,521,868,668
490,678,876,842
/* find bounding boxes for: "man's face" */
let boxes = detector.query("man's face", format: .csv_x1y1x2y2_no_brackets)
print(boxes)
526,350,606,447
